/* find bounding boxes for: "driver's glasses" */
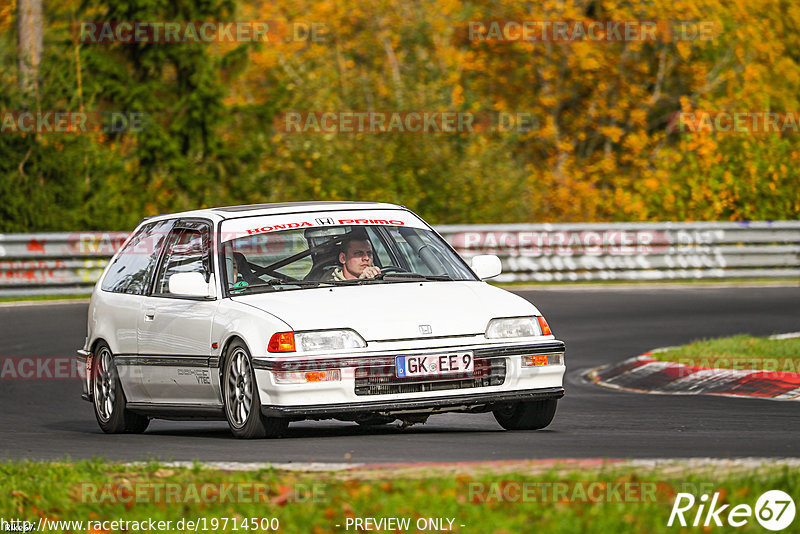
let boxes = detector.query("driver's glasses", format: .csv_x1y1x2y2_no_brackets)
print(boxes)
350,249,373,259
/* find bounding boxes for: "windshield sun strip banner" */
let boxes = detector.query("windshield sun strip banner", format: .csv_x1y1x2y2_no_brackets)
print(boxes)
219,209,427,242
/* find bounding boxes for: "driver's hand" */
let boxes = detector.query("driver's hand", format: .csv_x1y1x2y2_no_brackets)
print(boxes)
360,266,381,279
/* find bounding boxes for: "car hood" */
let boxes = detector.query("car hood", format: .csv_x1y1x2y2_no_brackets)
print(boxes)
231,281,540,341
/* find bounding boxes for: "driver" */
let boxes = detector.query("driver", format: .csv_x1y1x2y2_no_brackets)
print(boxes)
325,229,381,280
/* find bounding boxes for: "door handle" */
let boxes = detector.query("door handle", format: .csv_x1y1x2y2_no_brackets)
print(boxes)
144,307,155,321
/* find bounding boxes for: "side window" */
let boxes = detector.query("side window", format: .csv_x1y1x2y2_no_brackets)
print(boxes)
153,226,211,296
101,219,173,295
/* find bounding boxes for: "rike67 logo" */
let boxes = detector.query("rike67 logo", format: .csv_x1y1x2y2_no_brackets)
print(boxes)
668,490,796,531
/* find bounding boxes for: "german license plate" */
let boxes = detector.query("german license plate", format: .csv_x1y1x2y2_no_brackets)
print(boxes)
396,352,474,378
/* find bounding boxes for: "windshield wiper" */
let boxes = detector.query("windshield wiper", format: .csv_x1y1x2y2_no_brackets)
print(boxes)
377,272,452,281
267,279,325,287
232,278,370,292
231,279,322,292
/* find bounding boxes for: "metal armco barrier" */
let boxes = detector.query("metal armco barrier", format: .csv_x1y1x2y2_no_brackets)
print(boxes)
437,221,800,282
0,232,127,296
0,222,798,295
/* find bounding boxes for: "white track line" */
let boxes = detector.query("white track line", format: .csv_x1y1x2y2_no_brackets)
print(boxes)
123,458,800,472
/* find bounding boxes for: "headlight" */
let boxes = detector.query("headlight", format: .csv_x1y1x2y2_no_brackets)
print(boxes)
268,329,367,352
296,329,366,352
295,329,367,352
486,316,552,338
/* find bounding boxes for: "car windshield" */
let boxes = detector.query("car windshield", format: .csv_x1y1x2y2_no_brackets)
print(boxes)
221,224,476,294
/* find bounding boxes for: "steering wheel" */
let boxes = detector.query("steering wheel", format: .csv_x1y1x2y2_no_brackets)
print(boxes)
379,266,407,274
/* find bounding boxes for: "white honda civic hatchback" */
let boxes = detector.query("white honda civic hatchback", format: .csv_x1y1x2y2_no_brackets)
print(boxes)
78,202,565,438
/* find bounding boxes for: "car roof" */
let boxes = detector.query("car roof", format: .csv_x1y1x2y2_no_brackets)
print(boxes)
144,201,406,223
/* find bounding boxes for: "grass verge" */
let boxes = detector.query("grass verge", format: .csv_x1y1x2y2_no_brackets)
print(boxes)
649,334,800,373
0,459,797,533
0,294,90,303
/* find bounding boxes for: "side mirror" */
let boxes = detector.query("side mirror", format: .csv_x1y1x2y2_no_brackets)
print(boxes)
169,272,213,298
470,254,502,280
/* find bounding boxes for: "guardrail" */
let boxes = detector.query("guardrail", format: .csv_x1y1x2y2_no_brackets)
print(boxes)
0,232,127,296
437,221,800,283
0,222,798,295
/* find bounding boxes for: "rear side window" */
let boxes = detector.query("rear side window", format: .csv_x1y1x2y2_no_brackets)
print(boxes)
101,219,173,295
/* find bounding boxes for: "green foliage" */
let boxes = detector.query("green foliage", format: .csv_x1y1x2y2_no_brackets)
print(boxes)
0,0,798,231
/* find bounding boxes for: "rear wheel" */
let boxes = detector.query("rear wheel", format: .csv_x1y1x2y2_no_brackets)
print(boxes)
223,341,288,439
493,399,558,430
92,341,149,434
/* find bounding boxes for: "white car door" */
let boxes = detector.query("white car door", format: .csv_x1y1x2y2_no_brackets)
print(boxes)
98,218,174,402
137,220,220,405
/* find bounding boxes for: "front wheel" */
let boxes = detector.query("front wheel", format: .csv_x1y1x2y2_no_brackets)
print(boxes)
493,399,558,430
92,341,149,434
223,341,288,439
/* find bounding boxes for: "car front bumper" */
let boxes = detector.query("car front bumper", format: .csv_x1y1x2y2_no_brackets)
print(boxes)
260,386,564,418
253,340,565,419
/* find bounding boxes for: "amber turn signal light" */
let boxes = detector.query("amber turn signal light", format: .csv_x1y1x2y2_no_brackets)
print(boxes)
268,332,296,352
537,316,552,336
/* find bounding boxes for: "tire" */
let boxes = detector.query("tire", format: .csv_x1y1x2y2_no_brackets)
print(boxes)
223,341,289,439
493,399,558,431
92,341,149,434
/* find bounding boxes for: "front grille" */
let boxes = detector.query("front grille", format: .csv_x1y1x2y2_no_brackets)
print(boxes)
354,353,506,396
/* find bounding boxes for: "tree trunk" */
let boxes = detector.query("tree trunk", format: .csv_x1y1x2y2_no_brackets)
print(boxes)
17,0,43,98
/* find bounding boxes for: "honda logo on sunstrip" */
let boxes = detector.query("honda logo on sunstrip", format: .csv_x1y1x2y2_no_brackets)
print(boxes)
419,325,432,335
315,217,334,225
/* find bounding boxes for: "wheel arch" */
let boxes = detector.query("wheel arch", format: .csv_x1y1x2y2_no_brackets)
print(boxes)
90,337,108,353
87,337,109,389
89,338,136,406
218,334,249,379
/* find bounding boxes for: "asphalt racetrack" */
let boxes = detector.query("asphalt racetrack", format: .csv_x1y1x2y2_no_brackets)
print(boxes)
1,285,798,463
